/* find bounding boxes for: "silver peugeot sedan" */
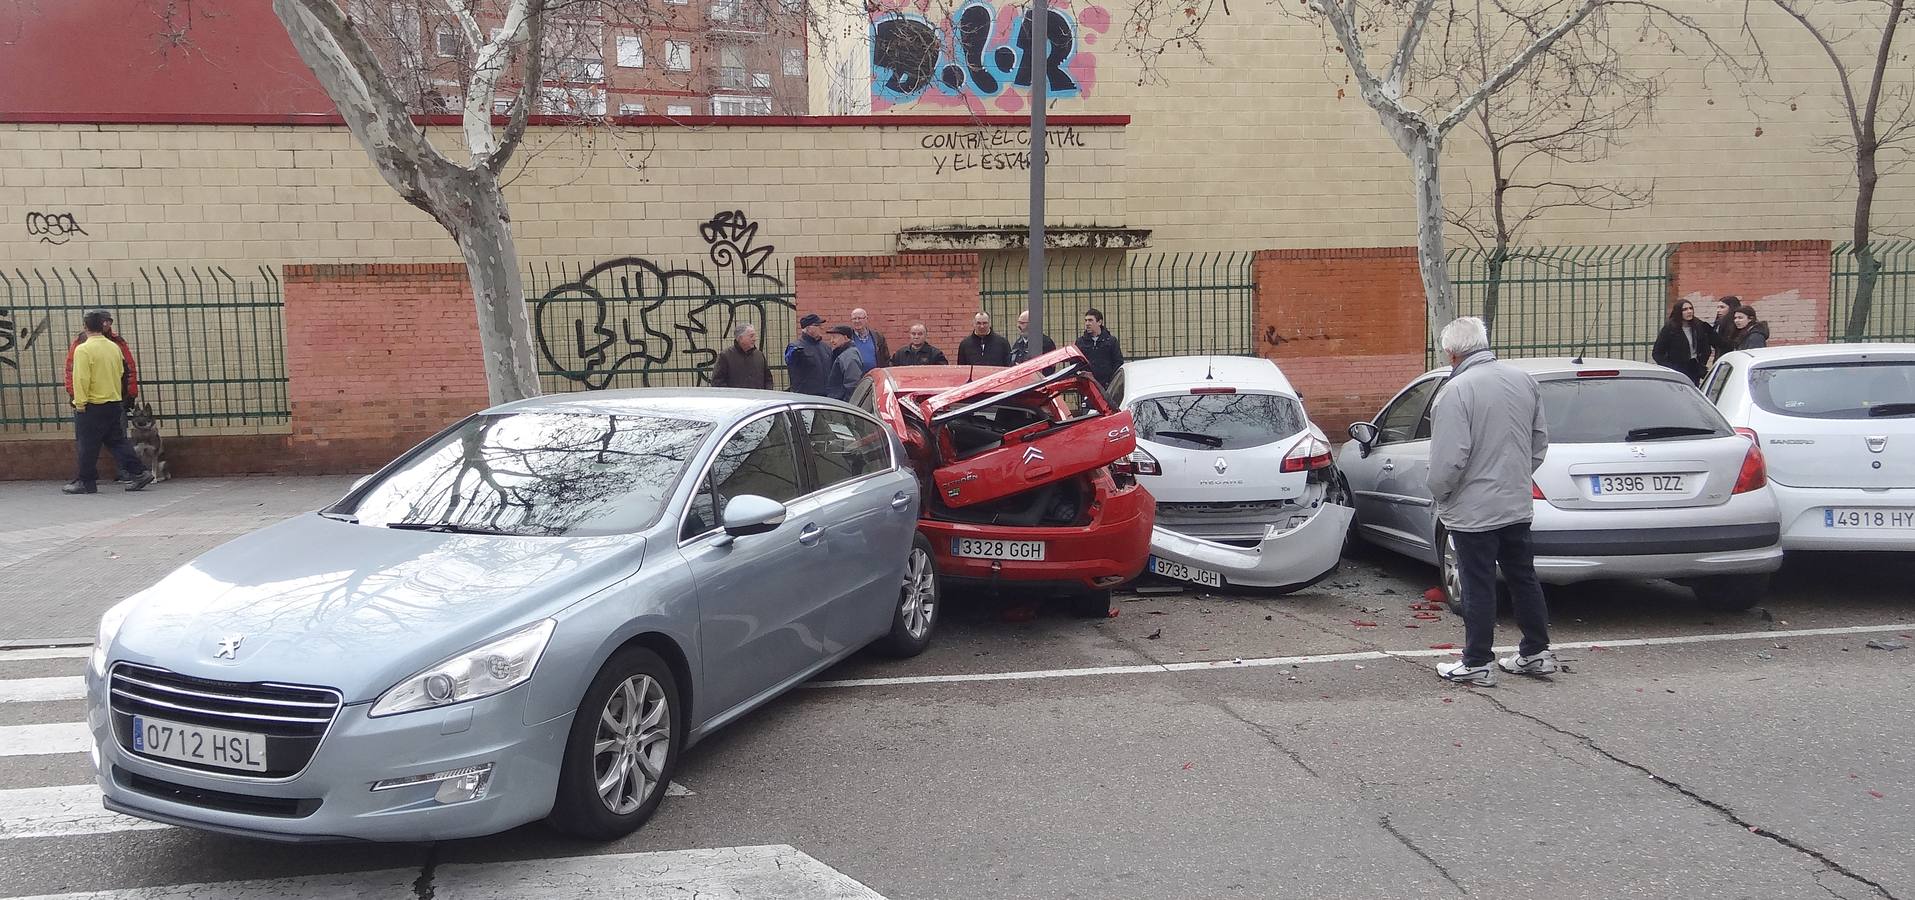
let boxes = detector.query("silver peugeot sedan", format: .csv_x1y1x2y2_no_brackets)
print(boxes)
1337,358,1783,610
86,390,936,842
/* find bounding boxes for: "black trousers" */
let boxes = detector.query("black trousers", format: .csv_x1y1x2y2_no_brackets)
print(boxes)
1452,522,1552,667
73,401,145,486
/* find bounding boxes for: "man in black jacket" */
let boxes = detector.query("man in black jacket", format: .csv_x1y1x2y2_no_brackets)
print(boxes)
784,313,833,396
890,322,949,366
823,325,868,401
956,312,1012,367
1075,307,1124,386
711,322,773,389
1011,309,1056,364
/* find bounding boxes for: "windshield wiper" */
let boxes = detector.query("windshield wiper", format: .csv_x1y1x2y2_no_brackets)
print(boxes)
318,511,359,524
1151,430,1225,448
1868,403,1915,418
385,521,524,536
1625,425,1719,442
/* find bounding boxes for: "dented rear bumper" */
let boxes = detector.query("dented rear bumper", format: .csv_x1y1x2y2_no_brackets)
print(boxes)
1149,503,1354,591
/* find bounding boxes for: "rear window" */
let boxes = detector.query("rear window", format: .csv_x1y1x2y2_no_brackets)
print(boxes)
1751,361,1915,419
1132,392,1306,450
1538,376,1732,444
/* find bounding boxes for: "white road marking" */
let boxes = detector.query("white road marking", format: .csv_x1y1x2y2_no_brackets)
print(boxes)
0,785,166,839
807,622,1915,688
0,647,91,661
0,676,84,703
0,722,90,757
9,845,886,899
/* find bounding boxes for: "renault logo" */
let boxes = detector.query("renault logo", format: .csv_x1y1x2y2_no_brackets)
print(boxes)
1022,446,1046,465
1867,435,1888,454
214,634,243,660
1214,457,1229,474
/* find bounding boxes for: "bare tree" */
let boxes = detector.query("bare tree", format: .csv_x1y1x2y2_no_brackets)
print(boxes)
1432,7,1660,330
1769,0,1914,338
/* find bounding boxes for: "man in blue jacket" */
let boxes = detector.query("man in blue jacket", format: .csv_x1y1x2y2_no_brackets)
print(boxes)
784,313,832,396
1075,307,1124,387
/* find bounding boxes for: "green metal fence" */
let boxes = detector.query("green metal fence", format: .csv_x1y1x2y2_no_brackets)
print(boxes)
0,267,289,435
1831,240,1915,342
525,257,797,392
1435,244,1671,366
979,252,1257,359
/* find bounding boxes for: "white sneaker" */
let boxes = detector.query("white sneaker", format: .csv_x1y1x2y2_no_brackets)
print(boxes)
1498,649,1559,676
1437,660,1495,686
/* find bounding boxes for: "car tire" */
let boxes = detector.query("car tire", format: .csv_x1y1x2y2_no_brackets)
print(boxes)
1070,589,1113,618
875,533,940,658
548,645,682,841
1692,574,1769,612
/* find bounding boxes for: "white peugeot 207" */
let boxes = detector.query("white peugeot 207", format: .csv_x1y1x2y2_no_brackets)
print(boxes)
1106,356,1354,592
1703,344,1915,551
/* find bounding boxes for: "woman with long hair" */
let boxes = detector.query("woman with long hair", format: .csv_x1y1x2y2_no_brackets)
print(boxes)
1652,299,1714,385
1729,305,1771,350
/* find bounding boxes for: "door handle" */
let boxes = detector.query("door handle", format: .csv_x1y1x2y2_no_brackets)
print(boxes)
798,524,823,546
890,492,912,511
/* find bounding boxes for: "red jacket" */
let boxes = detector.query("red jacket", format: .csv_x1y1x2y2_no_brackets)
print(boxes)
64,332,139,400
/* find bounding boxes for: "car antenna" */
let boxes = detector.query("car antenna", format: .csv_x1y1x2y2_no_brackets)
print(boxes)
1205,357,1215,380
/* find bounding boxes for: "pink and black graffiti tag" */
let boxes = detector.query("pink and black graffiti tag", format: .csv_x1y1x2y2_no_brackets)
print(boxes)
871,0,1110,112
533,211,793,390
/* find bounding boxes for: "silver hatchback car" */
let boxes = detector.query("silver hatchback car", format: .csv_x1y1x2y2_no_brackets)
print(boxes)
1337,358,1784,610
87,390,937,842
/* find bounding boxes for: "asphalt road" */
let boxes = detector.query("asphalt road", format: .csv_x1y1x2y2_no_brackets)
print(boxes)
2,544,1910,899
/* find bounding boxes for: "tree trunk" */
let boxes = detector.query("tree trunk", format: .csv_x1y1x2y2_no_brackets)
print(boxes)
1483,241,1508,334
1845,148,1881,340
444,171,542,404
1410,133,1456,335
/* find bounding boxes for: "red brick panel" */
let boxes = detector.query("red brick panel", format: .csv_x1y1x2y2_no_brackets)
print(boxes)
1254,248,1431,437
0,433,297,481
1669,240,1833,346
793,254,982,358
282,263,491,473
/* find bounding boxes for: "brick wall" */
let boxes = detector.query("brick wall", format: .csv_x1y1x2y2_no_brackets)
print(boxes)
281,263,490,473
1254,247,1430,437
794,253,982,359
1670,240,1834,345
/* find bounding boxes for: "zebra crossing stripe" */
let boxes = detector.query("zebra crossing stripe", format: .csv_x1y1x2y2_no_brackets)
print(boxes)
7,845,887,899
0,722,90,757
0,676,85,704
0,784,166,839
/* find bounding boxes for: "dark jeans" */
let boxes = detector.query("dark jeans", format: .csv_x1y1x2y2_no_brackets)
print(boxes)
73,401,145,487
1451,522,1551,667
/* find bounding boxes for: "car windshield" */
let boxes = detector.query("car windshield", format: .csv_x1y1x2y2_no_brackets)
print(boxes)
335,412,712,536
1538,376,1732,444
1750,361,1915,419
1132,392,1306,450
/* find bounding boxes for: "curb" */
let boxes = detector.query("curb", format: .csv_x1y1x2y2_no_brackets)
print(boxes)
0,637,94,650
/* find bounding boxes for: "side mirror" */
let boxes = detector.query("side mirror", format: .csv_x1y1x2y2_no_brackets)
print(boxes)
720,495,787,539
1347,422,1380,457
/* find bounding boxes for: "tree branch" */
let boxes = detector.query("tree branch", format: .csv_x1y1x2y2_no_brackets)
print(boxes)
1437,0,1602,135
487,3,544,176
1388,0,1442,93
1770,0,1866,147
1859,0,1907,146
463,0,537,162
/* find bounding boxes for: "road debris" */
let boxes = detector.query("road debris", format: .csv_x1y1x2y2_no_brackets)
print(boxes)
1146,628,1163,640
1350,620,1379,627
1865,639,1907,651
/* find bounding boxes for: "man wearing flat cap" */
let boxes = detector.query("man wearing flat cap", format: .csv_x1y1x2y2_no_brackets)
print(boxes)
784,313,832,396
822,325,868,402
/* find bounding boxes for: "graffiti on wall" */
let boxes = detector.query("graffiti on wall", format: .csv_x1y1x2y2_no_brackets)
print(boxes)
26,212,87,245
921,126,1086,174
871,0,1110,112
0,308,16,372
533,211,793,390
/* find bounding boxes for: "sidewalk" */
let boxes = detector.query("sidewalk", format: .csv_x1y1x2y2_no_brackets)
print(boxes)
0,475,360,645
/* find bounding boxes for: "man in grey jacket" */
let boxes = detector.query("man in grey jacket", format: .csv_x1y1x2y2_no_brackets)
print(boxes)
1427,316,1557,686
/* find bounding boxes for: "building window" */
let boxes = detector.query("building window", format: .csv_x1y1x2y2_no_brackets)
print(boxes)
550,57,606,83
665,40,692,71
667,104,694,116
711,0,739,20
750,72,772,89
717,46,746,88
492,97,515,115
618,103,647,115
540,87,606,116
435,28,460,58
783,47,804,77
616,35,644,68
712,96,773,116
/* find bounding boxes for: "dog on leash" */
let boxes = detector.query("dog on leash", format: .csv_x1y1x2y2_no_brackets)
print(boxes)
128,400,169,483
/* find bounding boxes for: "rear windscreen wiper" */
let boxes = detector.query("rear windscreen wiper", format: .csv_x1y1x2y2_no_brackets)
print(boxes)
385,521,524,536
1153,430,1225,448
1868,403,1915,418
1624,425,1721,441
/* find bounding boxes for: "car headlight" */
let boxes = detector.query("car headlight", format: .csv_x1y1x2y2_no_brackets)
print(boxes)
369,619,556,718
92,596,139,679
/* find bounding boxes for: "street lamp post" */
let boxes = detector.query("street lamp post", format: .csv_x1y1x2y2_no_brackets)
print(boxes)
1025,0,1048,352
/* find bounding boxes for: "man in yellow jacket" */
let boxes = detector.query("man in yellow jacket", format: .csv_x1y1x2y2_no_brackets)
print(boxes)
64,309,152,494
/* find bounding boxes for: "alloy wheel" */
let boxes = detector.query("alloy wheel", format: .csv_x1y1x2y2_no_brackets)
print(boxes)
592,674,671,815
901,546,938,640
1441,533,1464,612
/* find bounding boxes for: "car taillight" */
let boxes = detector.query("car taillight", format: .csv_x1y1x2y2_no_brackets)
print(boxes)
1732,433,1768,494
1129,448,1161,476
1576,370,1621,378
1532,482,1545,500
1190,386,1237,395
1280,435,1334,473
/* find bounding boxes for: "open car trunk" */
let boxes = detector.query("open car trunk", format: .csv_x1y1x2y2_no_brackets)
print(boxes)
912,347,1138,509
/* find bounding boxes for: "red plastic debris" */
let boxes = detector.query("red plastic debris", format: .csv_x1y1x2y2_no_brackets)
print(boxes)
1182,762,1195,771
1429,643,1457,650
1441,697,1454,704
1590,645,1609,652
1350,620,1379,627
1423,588,1445,604
1453,741,1463,748
1404,624,1420,629
1868,790,1885,799
1412,612,1442,621
1106,608,1120,618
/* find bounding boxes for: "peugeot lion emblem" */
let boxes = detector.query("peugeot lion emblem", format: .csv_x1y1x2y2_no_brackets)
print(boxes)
1214,457,1229,475
1022,446,1046,465
214,634,244,660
